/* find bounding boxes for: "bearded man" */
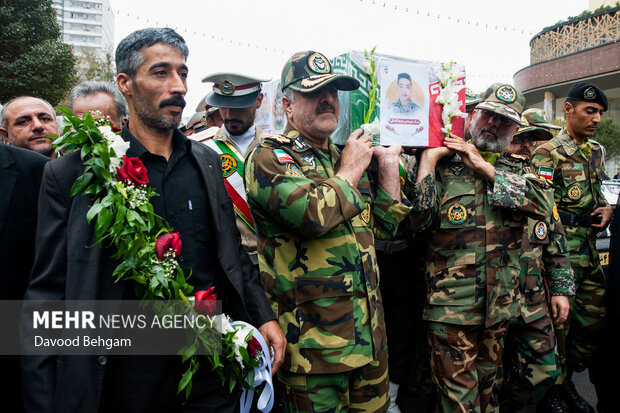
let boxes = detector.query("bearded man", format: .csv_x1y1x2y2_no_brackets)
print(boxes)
406,84,553,413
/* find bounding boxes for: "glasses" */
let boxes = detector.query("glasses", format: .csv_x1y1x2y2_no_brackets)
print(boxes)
478,109,515,127
512,135,538,146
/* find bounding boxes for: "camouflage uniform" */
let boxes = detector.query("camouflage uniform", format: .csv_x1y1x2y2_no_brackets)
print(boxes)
406,152,553,413
500,160,575,409
245,125,411,413
532,129,608,380
391,99,421,114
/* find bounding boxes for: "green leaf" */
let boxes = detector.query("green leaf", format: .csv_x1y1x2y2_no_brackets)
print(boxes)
70,172,93,197
177,369,193,394
86,203,104,223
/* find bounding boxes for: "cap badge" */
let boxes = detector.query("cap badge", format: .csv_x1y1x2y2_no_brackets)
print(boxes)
535,221,548,240
220,79,235,96
496,85,517,103
307,53,331,74
447,203,467,224
201,114,208,127
584,87,596,100
220,154,238,178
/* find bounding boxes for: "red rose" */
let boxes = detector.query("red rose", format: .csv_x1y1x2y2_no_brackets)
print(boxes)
155,232,182,260
117,155,149,185
248,336,261,358
194,286,218,315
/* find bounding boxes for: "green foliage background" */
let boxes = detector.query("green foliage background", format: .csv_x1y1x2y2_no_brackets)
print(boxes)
0,0,76,105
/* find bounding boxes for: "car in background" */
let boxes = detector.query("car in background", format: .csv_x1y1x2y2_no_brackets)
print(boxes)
597,180,619,276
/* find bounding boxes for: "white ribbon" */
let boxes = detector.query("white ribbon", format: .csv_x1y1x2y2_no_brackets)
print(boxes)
230,321,274,413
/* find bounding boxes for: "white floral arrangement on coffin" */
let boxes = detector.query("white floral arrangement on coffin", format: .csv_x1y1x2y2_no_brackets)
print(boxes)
435,62,467,136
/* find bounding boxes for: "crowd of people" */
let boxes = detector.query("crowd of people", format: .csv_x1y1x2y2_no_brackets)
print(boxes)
0,26,617,413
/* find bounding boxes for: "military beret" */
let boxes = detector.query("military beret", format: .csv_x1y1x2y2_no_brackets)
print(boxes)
281,50,359,93
566,82,608,111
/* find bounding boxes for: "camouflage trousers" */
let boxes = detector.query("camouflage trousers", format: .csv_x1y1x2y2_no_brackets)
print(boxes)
500,314,561,408
428,321,509,413
555,264,606,382
277,347,389,413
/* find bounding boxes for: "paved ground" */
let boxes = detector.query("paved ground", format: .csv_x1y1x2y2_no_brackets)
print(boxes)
395,369,599,413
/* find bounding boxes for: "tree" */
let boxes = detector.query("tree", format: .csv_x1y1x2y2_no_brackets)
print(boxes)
593,117,620,161
0,0,76,106
76,47,116,83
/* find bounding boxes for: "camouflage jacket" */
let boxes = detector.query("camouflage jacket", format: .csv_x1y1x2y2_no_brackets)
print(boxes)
532,129,608,268
512,162,575,323
406,153,553,327
245,127,411,374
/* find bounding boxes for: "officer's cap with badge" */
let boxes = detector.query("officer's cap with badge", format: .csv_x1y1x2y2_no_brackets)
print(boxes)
476,83,526,126
201,73,270,109
515,108,557,141
566,82,608,111
185,110,207,131
281,51,360,93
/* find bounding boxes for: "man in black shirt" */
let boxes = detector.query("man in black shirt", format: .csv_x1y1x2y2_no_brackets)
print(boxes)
22,27,284,413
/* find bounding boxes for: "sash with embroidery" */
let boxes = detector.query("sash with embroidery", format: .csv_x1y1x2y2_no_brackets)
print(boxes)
204,139,255,232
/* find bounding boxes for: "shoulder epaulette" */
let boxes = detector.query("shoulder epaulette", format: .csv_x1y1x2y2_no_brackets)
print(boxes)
265,134,292,146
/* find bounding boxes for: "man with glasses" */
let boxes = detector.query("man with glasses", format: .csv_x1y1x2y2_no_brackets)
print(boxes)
499,108,575,412
406,83,553,413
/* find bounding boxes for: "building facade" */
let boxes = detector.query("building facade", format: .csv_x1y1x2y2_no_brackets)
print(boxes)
513,4,620,125
52,0,114,55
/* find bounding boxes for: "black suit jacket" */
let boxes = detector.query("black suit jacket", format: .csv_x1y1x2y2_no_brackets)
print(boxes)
22,135,274,413
0,143,48,413
0,143,49,298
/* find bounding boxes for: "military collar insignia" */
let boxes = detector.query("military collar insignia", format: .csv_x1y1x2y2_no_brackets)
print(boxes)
220,79,235,96
512,211,523,221
510,154,528,161
496,85,517,103
447,203,467,224
450,163,465,176
300,152,316,168
559,131,578,156
220,154,237,178
292,138,310,152
553,203,560,221
584,87,596,100
360,202,371,224
567,183,582,201
534,221,548,240
307,52,331,74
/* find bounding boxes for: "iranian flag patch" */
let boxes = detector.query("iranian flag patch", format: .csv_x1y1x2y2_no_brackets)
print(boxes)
273,149,294,164
538,166,553,180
